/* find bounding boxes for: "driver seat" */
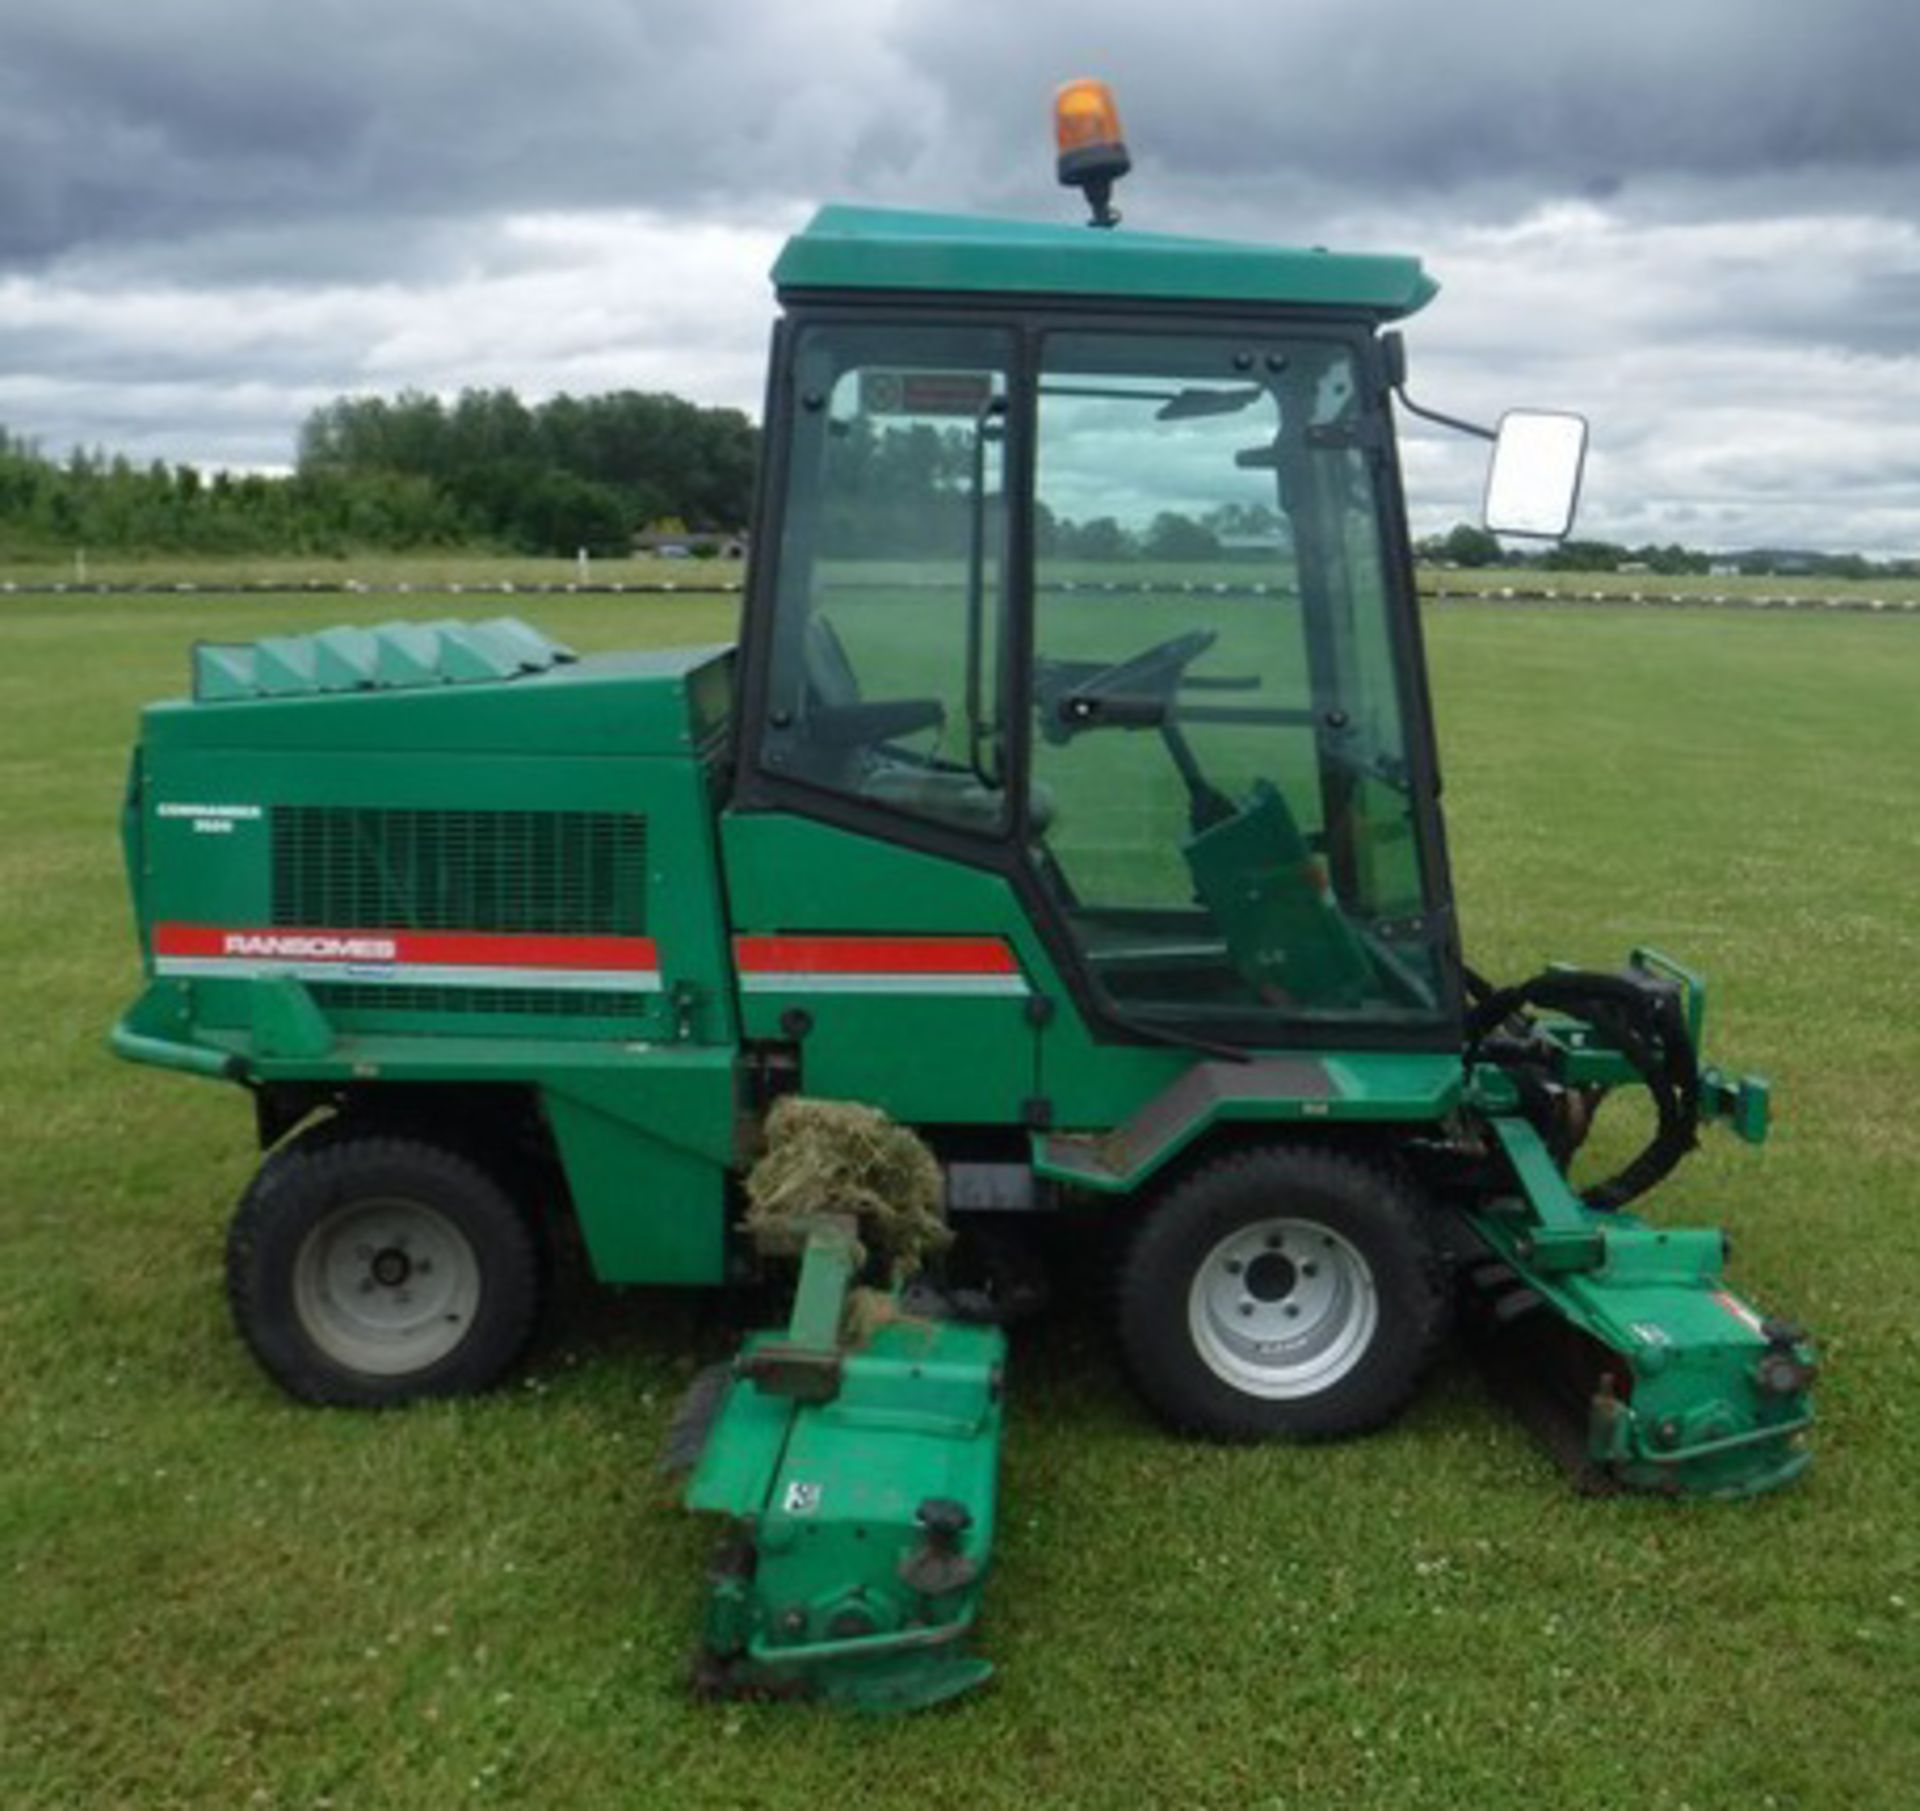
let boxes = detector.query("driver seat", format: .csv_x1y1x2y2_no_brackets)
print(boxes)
800,612,1054,834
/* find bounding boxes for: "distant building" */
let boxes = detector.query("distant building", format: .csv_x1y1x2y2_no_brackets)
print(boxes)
632,530,749,559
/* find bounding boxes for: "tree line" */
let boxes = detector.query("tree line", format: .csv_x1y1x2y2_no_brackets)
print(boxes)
0,395,1907,576
0,427,471,560
0,388,758,561
298,388,755,555
1421,521,1915,580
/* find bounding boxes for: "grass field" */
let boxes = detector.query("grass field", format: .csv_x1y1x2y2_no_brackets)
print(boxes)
4,586,1917,1810
5,548,1920,611
0,552,745,591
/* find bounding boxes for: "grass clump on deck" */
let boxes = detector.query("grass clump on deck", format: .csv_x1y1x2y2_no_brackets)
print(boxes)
741,1096,952,1283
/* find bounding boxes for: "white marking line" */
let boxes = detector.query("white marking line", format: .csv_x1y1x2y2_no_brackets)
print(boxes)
737,973,1028,996
155,957,662,992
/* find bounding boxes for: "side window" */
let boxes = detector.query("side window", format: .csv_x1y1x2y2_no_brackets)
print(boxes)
1028,329,1441,1028
760,323,1014,836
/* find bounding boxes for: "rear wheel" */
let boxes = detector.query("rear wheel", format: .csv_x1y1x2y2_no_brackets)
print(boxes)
228,1128,542,1406
1116,1143,1445,1441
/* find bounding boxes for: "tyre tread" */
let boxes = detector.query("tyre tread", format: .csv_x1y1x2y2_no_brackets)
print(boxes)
1115,1141,1448,1442
227,1126,541,1407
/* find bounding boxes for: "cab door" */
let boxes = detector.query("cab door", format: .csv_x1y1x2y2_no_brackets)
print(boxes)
1023,325,1453,1073
727,316,1041,1125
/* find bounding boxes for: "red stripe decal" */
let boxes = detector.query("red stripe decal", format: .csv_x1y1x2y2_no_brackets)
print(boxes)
734,934,1018,976
153,924,659,970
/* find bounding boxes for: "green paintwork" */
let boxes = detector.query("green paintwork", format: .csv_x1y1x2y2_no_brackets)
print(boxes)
141,760,722,1046
109,1018,240,1080
117,629,748,1286
538,1052,737,1285
144,642,735,757
721,812,1057,1124
1708,1067,1772,1144
687,1221,1004,1708
193,617,575,702
247,974,335,1060
775,205,1438,319
1451,959,1802,1498
1466,1115,1812,1499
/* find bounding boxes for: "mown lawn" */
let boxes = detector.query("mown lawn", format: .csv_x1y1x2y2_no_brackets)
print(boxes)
2,589,1916,1810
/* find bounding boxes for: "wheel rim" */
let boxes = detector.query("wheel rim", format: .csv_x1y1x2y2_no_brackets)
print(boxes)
1187,1216,1378,1399
292,1197,482,1377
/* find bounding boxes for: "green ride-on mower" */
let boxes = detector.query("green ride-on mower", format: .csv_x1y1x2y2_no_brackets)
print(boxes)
112,83,1814,1710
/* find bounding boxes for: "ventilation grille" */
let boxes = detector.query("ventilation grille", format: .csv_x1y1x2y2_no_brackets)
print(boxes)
308,982,644,1020
271,807,648,935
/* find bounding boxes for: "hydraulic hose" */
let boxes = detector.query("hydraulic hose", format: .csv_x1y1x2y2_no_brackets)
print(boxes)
1464,965,1701,1211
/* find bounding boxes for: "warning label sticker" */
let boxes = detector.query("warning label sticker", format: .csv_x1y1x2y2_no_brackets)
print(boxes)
860,370,996,417
781,1480,823,1517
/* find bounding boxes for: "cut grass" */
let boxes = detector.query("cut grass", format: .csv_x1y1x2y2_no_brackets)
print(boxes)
3,587,1917,1810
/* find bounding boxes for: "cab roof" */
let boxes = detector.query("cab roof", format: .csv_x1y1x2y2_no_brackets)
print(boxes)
773,204,1437,320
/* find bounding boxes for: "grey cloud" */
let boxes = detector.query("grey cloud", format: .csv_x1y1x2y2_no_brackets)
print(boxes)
2,0,1919,554
0,1,940,271
7,0,1920,277
901,1,1920,210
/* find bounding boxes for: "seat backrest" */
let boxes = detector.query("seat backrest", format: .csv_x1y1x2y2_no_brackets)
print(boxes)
1182,781,1376,1008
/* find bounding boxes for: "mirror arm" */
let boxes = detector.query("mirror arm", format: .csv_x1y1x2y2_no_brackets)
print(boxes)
1392,387,1497,444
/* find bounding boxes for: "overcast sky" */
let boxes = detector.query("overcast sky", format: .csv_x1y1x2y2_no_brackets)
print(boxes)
3,0,1919,551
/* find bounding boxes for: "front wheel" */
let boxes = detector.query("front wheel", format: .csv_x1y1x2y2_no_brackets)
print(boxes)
227,1128,543,1406
1116,1144,1445,1441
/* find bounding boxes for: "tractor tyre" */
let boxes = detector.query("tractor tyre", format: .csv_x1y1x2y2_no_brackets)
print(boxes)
227,1127,543,1407
1116,1143,1446,1442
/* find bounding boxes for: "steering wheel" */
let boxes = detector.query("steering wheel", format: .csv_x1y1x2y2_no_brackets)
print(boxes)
1036,628,1218,742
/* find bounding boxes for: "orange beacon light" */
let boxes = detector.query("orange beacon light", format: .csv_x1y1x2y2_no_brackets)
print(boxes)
1054,79,1130,227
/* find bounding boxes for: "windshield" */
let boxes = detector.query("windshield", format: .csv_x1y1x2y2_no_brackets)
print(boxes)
1027,328,1446,1033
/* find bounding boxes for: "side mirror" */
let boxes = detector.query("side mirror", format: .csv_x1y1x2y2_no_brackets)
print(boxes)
1483,410,1588,540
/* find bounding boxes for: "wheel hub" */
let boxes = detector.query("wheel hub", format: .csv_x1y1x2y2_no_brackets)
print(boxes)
1189,1217,1378,1399
1243,1250,1297,1303
293,1198,482,1377
369,1247,412,1288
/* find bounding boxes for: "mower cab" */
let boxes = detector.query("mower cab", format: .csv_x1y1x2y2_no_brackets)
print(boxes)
109,82,1814,1710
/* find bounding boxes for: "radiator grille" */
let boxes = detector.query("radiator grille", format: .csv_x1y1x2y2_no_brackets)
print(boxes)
270,807,648,935
307,982,644,1019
